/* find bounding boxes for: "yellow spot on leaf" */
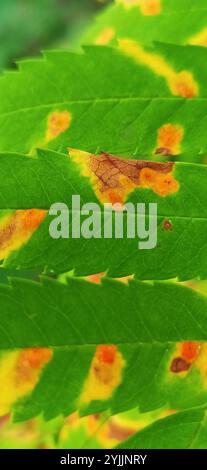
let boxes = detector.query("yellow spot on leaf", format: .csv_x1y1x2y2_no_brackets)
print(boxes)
0,348,52,416
188,28,207,47
194,344,207,387
95,28,115,45
119,39,199,98
0,209,46,260
116,0,141,9
46,111,71,142
155,123,184,155
117,0,161,14
69,148,179,203
79,345,125,406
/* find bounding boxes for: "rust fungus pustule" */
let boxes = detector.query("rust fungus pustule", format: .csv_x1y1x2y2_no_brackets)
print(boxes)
170,342,201,375
155,124,184,156
0,209,46,260
117,0,161,15
69,148,179,203
138,0,161,15
0,348,52,416
181,342,201,364
46,110,71,141
162,219,173,231
79,345,125,405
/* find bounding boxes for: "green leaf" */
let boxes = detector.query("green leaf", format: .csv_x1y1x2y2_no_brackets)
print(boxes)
0,277,207,420
0,43,207,159
3,276,207,349
84,0,207,48
1,149,207,280
116,408,207,449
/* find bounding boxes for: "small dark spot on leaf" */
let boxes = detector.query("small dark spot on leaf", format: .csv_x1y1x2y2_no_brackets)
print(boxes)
170,357,191,373
162,219,173,231
155,147,171,156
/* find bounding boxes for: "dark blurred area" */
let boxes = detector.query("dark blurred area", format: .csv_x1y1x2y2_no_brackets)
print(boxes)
0,0,112,71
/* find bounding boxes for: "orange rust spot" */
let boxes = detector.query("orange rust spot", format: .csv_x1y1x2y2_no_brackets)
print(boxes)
46,111,71,142
95,28,115,45
17,348,52,371
162,219,173,231
181,342,201,364
117,0,161,14
69,148,179,203
0,210,47,260
139,167,179,197
96,345,117,365
0,348,52,416
156,124,184,156
170,342,201,376
139,0,160,15
188,28,207,47
172,71,198,99
119,39,199,98
20,209,46,231
15,348,52,385
107,189,124,205
79,345,125,405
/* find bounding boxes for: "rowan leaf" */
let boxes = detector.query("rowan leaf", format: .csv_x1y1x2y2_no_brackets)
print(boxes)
0,277,207,420
0,149,207,280
116,408,207,449
1,43,207,159
84,0,207,48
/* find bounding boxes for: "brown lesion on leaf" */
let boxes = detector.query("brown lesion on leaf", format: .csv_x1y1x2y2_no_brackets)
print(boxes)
79,345,125,406
95,28,115,45
15,348,52,384
162,219,173,231
0,209,46,260
46,110,71,142
0,348,52,416
155,123,184,156
170,357,191,374
69,148,179,203
170,342,201,375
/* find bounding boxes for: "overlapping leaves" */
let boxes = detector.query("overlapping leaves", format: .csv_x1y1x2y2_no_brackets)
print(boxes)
1,0,207,449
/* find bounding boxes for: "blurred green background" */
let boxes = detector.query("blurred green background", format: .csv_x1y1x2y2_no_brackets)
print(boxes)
0,0,112,71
